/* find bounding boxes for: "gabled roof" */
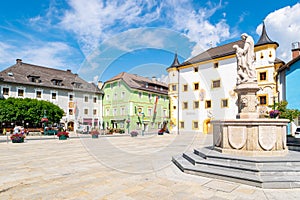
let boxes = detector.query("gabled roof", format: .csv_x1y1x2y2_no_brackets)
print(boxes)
0,59,103,94
105,72,168,95
277,55,300,72
181,40,245,66
255,22,279,47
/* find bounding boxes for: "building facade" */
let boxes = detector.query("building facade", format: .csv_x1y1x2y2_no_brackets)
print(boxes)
278,42,300,133
167,24,284,134
0,59,103,131
102,72,169,134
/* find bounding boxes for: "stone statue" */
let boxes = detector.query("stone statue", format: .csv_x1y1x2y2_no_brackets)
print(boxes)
234,33,256,84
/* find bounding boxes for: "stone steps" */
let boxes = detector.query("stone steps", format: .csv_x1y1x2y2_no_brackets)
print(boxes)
172,147,300,189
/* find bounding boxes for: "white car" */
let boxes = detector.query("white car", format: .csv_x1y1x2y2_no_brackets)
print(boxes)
76,125,91,134
295,127,300,135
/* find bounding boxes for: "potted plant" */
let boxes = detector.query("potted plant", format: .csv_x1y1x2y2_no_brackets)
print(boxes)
10,133,26,143
57,131,69,140
269,110,280,118
130,130,138,137
90,130,100,138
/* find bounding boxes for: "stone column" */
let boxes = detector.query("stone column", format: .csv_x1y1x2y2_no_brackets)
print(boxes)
234,82,260,119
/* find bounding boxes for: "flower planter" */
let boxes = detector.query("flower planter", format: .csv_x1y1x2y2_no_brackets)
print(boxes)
92,134,99,139
12,137,24,143
59,135,68,140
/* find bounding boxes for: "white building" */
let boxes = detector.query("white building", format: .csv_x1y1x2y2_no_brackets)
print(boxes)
0,59,103,131
167,24,284,134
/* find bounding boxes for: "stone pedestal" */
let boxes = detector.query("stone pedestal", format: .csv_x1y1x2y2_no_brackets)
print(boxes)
234,82,259,119
212,119,289,156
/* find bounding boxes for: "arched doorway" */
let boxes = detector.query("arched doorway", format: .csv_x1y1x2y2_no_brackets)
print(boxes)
203,118,211,134
67,121,74,131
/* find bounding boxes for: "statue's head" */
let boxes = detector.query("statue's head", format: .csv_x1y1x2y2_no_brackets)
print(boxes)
241,33,248,40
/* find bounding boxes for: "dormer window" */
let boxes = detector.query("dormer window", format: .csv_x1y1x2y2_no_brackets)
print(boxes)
145,83,148,88
7,72,13,76
27,75,41,83
51,79,63,86
71,82,82,88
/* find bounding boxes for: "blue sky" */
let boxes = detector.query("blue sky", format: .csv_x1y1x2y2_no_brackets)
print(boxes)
0,0,300,82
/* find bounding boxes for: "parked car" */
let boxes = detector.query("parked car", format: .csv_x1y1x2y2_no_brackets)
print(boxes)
76,125,91,134
295,127,300,135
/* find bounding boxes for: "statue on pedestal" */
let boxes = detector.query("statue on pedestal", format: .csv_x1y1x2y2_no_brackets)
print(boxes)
233,33,256,84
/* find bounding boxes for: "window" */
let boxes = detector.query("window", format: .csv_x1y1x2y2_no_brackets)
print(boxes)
69,94,73,101
121,107,125,115
259,95,267,105
106,94,110,100
113,108,117,116
221,99,228,108
106,108,110,116
28,75,41,83
18,88,24,97
180,121,184,129
139,92,142,99
93,109,97,115
194,83,199,90
260,52,264,59
148,108,152,116
205,100,212,108
160,87,163,91
114,93,117,100
193,121,199,129
93,97,97,103
148,93,152,100
2,87,9,95
163,109,167,117
183,84,188,92
194,67,198,72
145,83,148,88
214,62,219,68
183,102,188,109
212,80,221,88
194,101,199,109
84,109,88,115
173,106,176,110
36,91,42,98
121,92,125,98
259,72,267,81
172,84,177,91
51,92,57,100
155,86,157,90
84,96,89,102
51,79,63,86
118,81,121,87
69,109,73,115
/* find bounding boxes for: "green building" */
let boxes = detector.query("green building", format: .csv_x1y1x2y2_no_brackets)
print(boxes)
102,72,169,134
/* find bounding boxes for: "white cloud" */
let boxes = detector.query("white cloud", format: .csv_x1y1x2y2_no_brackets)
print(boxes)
58,0,231,58
0,41,76,70
257,3,300,62
60,0,161,55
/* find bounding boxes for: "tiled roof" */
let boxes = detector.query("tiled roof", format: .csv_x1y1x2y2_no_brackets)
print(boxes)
105,72,168,95
181,40,245,66
277,55,300,72
0,60,103,94
167,53,180,69
255,22,279,47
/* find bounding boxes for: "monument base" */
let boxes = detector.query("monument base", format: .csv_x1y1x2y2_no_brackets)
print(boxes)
212,119,289,157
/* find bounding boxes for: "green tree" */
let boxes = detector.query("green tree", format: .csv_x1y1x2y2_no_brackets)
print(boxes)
274,101,300,122
0,98,64,125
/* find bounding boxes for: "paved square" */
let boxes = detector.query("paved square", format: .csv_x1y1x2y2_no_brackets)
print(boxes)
1,133,300,199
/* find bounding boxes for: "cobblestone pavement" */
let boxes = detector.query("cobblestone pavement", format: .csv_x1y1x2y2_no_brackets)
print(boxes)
1,133,300,199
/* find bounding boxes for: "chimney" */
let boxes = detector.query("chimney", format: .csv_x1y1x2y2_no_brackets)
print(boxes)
292,42,300,59
16,59,22,64
66,69,71,73
152,76,157,82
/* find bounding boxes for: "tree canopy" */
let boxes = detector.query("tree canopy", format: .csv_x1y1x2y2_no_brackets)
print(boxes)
274,101,300,122
0,97,64,125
